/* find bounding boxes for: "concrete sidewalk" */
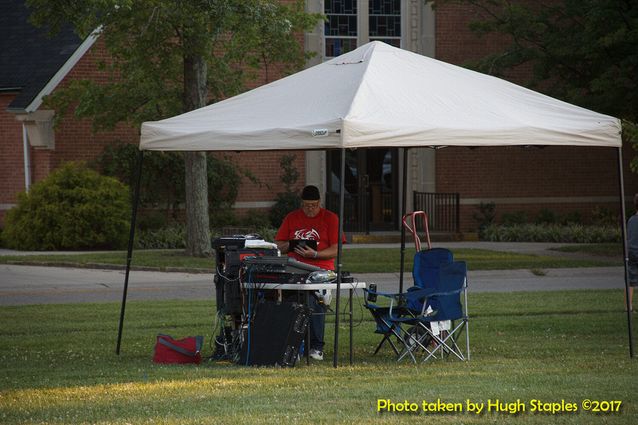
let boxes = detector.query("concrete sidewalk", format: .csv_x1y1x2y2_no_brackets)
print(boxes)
0,241,624,305
0,263,623,306
0,241,585,257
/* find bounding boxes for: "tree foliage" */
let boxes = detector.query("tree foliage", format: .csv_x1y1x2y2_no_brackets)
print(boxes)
429,1,637,122
26,0,321,255
27,0,321,130
429,0,638,173
269,154,301,227
93,143,243,219
3,163,130,250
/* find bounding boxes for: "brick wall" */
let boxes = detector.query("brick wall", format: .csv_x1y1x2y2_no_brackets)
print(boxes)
0,93,24,224
434,3,638,232
3,2,634,233
226,151,306,203
0,37,306,227
50,40,138,171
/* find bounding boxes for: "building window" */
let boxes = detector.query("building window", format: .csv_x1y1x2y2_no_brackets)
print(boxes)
369,0,401,47
325,0,358,57
324,0,401,58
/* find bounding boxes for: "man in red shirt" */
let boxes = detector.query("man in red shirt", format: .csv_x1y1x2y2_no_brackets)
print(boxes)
275,185,341,360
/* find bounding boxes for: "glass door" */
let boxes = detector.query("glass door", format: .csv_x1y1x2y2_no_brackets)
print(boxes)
326,148,398,232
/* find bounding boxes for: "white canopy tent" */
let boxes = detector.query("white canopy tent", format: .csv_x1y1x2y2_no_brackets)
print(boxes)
141,41,620,150
117,41,632,364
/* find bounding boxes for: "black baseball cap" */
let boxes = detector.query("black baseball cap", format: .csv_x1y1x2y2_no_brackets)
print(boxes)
301,185,321,200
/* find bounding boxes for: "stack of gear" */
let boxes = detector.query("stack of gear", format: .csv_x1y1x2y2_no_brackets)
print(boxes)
240,256,336,367
211,235,337,366
211,235,278,362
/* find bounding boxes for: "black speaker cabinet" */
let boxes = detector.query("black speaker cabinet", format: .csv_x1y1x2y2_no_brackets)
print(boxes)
239,302,310,367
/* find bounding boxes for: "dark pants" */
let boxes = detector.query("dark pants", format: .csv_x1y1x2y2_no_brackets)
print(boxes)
308,295,326,351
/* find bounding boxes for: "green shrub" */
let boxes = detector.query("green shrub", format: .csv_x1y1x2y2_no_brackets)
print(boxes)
535,208,558,224
269,154,301,227
250,226,277,242
135,225,186,249
241,210,272,229
94,143,244,225
269,191,301,227
3,162,130,250
500,211,528,225
591,206,617,225
561,211,583,225
481,223,620,243
472,202,496,238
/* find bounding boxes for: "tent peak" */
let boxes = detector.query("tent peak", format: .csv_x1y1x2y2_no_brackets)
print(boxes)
140,39,621,151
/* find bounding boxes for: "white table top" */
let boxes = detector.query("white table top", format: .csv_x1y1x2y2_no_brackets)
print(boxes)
242,281,367,291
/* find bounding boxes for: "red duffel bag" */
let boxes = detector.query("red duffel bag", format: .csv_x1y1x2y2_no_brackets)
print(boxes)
153,334,203,364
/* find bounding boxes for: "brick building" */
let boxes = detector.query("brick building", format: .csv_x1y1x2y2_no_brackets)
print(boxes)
1,0,635,234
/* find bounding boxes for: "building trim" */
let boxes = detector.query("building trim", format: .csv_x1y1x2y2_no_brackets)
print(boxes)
233,201,276,209
460,196,621,205
18,28,100,113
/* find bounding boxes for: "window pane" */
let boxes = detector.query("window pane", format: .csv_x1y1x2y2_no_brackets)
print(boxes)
325,0,357,14
369,0,400,15
325,15,358,36
325,38,358,57
370,38,401,48
369,0,401,38
325,0,358,57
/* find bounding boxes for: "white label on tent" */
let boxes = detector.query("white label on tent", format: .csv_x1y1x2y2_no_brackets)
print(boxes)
312,129,329,137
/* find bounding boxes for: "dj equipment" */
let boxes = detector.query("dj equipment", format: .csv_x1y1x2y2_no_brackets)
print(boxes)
239,301,310,367
212,236,278,315
243,256,325,285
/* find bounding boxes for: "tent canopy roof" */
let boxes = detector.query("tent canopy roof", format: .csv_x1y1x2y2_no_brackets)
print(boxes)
140,41,621,151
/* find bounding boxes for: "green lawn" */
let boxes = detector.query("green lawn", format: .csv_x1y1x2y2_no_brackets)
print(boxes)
0,247,620,273
0,290,636,424
551,242,623,257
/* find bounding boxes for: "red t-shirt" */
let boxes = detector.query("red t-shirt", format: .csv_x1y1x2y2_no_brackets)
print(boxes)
275,208,341,270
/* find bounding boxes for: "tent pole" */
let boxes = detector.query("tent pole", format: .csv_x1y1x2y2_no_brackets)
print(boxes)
333,148,346,368
116,150,144,355
617,147,634,358
399,148,409,293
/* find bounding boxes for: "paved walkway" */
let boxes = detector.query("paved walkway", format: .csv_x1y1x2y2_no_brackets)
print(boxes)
0,240,624,305
0,241,586,257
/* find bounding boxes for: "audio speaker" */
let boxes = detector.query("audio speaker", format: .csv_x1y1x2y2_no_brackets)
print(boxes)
239,302,310,367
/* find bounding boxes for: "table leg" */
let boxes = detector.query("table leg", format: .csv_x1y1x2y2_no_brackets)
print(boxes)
306,291,310,365
349,288,353,365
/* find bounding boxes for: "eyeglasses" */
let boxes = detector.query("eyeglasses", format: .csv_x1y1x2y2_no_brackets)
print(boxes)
302,201,320,209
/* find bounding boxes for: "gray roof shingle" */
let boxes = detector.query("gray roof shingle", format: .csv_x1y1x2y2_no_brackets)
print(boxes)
0,0,83,111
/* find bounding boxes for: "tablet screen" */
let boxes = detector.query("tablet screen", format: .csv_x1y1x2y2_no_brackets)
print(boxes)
289,239,318,251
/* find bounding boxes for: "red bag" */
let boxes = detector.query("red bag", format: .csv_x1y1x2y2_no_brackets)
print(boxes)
153,334,203,364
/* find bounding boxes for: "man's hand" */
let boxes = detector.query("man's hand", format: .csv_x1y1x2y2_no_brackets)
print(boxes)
275,240,289,254
294,244,318,259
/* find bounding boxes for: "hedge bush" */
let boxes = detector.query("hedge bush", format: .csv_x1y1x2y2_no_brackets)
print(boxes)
3,162,130,250
481,224,620,243
135,225,278,250
135,225,186,249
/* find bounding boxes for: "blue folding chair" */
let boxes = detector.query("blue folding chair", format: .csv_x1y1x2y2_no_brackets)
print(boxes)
362,294,404,357
371,260,469,363
413,247,454,289
396,261,470,362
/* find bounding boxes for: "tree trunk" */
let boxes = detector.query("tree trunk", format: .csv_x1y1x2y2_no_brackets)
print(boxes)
184,151,211,256
183,53,211,257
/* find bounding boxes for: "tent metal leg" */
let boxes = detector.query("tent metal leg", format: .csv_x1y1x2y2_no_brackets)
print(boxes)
399,148,409,293
333,148,346,368
116,150,144,355
617,147,634,358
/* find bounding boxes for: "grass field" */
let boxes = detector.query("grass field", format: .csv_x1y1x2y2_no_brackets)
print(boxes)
0,247,621,273
0,290,636,424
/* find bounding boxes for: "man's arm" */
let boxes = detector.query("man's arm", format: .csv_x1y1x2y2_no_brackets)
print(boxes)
317,243,338,260
291,242,336,260
275,240,289,254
